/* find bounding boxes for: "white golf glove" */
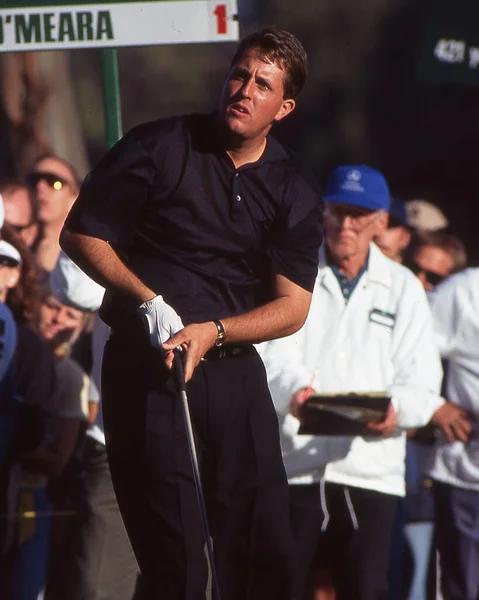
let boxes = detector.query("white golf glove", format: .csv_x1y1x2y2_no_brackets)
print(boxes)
137,294,184,348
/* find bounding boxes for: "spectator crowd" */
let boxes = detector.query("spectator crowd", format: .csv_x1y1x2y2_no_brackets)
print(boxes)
0,156,477,600
0,158,138,600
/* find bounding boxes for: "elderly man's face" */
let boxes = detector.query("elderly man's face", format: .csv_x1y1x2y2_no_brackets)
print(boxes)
325,203,387,262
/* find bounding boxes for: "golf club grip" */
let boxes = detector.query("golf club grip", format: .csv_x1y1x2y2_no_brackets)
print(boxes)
173,349,187,392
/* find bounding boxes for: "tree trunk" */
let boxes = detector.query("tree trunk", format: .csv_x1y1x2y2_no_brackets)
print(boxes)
0,50,89,178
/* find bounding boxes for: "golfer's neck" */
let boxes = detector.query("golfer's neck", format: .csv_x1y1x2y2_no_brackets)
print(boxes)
225,136,267,169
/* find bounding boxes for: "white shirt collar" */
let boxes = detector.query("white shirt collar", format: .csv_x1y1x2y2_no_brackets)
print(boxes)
318,241,392,289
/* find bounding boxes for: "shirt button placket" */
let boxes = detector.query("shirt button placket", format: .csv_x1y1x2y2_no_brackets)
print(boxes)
231,172,243,217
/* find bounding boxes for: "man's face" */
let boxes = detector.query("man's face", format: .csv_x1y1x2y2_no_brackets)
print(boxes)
325,203,387,262
29,157,78,226
410,245,454,291
3,188,38,247
218,49,295,141
36,294,85,344
374,224,411,263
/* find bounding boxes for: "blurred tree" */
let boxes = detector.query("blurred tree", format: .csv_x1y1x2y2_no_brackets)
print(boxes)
0,98,17,178
70,42,238,166
10,0,474,259
0,51,89,178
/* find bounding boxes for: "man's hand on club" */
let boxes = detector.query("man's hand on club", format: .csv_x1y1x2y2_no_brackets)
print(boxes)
162,321,218,382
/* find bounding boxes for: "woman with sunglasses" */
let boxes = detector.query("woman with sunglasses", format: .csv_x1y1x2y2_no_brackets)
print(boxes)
24,155,80,274
405,230,467,292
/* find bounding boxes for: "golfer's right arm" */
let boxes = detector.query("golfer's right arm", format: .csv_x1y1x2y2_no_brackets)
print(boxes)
60,229,155,306
60,230,185,363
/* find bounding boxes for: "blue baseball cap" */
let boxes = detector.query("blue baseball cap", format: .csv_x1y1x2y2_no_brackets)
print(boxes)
388,197,408,227
323,165,390,212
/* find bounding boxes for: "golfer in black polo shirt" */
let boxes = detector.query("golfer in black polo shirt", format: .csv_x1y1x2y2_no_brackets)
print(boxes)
61,28,323,600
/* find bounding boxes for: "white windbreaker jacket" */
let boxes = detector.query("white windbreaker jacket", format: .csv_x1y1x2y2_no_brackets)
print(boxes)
427,268,479,491
258,243,444,497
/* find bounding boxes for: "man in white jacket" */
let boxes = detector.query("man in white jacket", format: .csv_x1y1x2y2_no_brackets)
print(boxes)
428,269,479,600
259,165,469,600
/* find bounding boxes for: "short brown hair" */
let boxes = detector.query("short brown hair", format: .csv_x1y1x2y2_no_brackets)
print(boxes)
230,28,308,99
412,231,468,274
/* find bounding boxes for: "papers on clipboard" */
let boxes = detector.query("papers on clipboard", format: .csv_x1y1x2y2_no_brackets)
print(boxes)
298,392,391,436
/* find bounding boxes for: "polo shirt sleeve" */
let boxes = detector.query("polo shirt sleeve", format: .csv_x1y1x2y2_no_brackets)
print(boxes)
268,165,323,292
65,125,158,247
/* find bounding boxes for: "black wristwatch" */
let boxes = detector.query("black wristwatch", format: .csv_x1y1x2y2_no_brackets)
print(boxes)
213,320,226,347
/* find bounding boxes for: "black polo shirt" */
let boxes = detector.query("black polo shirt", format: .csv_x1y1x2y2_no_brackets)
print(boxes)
66,113,323,327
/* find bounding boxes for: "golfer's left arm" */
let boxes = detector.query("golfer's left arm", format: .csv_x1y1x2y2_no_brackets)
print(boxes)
163,273,312,381
163,168,322,381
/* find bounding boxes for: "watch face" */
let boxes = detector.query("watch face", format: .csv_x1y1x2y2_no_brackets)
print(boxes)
215,333,226,347
214,320,225,346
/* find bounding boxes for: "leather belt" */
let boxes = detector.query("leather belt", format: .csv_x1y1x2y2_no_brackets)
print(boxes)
201,345,256,361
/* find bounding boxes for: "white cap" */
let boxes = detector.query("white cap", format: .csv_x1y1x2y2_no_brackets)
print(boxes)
405,200,449,231
0,240,22,266
50,251,105,312
0,194,5,230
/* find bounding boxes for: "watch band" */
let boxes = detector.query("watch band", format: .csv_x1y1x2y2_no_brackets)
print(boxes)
213,319,226,347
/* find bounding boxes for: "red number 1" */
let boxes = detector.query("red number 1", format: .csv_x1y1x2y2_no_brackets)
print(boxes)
214,4,227,35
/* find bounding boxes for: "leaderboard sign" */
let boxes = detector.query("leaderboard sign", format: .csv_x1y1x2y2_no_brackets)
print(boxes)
417,0,479,85
0,0,239,51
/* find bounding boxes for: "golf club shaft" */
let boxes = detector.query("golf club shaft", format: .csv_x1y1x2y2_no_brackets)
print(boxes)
173,351,221,600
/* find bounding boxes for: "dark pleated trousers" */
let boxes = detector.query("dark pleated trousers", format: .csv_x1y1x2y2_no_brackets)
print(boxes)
101,329,293,600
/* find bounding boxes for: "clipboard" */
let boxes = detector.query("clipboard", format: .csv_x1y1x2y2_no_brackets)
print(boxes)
298,392,391,436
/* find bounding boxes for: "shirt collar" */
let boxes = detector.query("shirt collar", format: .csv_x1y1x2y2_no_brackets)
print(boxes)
366,242,393,287
205,113,291,166
235,134,291,172
318,241,392,288
330,256,369,300
259,135,291,163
